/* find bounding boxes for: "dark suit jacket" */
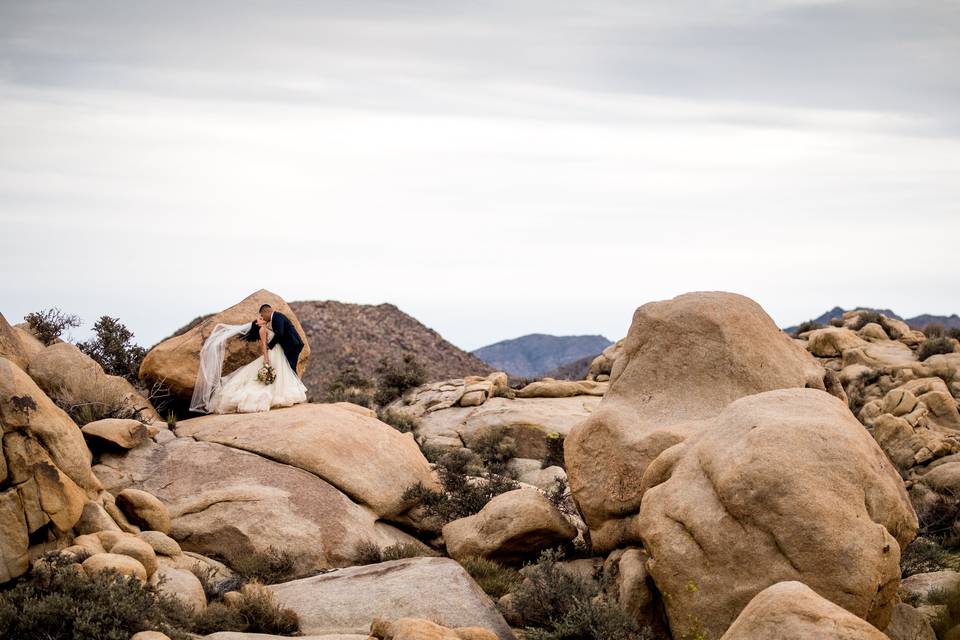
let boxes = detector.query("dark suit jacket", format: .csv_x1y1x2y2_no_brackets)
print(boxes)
267,311,304,353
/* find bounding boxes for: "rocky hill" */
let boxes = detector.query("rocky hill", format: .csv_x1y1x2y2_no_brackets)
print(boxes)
289,300,492,400
472,333,611,378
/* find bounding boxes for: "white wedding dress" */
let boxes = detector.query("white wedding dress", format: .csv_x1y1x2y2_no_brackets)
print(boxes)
190,323,307,414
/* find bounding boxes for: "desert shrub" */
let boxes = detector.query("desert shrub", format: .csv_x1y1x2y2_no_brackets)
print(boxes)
192,582,299,635
852,311,884,331
355,539,385,566
325,366,375,408
381,542,432,561
924,323,946,338
948,328,960,341
543,432,565,469
0,551,192,640
24,307,81,345
220,546,296,585
524,599,650,640
493,385,516,399
76,316,147,383
403,449,519,524
846,368,883,416
919,338,956,361
190,564,245,603
546,476,576,516
914,489,960,546
50,384,146,426
792,320,823,336
470,426,517,475
377,408,420,434
460,556,521,598
901,537,949,577
374,354,427,406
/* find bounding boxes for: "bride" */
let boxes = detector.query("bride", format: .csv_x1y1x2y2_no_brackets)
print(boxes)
189,318,307,414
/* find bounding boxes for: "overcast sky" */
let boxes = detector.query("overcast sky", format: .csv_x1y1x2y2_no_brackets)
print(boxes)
1,1,958,351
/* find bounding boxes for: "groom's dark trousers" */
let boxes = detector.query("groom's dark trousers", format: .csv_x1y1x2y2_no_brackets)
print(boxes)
267,311,305,375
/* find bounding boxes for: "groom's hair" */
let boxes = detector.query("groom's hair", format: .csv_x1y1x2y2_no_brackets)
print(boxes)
259,304,272,313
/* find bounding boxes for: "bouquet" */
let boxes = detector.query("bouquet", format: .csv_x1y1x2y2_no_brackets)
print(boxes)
257,364,277,385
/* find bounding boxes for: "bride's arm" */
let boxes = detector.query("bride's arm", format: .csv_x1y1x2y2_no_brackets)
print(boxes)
259,325,269,365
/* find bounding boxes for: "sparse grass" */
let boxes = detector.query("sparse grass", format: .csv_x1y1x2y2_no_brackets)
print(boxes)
852,311,884,331
24,308,81,345
376,408,420,434
374,354,427,406
191,582,299,636
355,540,433,565
218,546,296,585
460,556,522,598
0,551,192,640
918,338,956,361
403,448,519,525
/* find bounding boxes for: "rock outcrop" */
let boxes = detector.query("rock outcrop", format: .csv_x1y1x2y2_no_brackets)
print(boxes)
565,291,842,552
637,389,917,638
719,581,889,640
140,290,310,400
0,312,28,370
269,557,515,640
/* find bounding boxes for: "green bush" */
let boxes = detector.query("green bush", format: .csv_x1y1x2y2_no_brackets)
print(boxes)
377,408,420,434
919,338,956,361
76,315,147,383
512,550,649,640
792,320,823,336
470,426,517,475
460,556,521,598
24,308,81,345
403,449,519,524
374,354,427,406
0,552,192,640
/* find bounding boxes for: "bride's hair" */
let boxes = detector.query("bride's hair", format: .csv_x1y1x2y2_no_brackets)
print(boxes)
240,321,261,342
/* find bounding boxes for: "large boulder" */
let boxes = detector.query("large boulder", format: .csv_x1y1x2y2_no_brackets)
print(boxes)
806,327,869,357
96,424,427,575
637,389,917,639
565,292,840,551
81,418,150,449
139,289,310,399
269,557,515,640
719,581,888,640
442,488,577,563
0,357,101,582
0,312,28,370
175,403,437,518
28,342,158,422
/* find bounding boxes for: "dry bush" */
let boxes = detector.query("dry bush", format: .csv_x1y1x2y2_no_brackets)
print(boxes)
851,311,884,331
218,545,296,585
918,338,956,361
374,354,427,406
924,323,946,338
192,582,299,636
24,308,81,345
354,541,434,565
459,556,521,598
325,366,375,408
792,320,823,336
376,408,420,434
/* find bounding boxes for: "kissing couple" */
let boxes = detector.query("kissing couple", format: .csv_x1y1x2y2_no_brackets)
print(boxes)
190,303,308,414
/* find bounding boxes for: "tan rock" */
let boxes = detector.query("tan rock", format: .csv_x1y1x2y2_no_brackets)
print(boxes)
82,551,147,582
98,437,426,575
806,327,869,357
566,292,837,551
175,403,436,518
638,389,917,639
603,547,658,628
139,289,310,400
515,379,607,398
81,418,149,449
0,488,29,582
138,530,182,556
719,581,889,640
371,617,498,640
28,342,158,422
885,603,938,640
130,632,172,640
117,488,172,534
588,339,624,380
900,570,960,603
149,565,206,614
0,312,28,370
859,322,890,342
74,500,122,534
72,533,106,555
95,529,129,551
270,557,514,640
12,326,45,363
111,536,158,576
442,488,577,563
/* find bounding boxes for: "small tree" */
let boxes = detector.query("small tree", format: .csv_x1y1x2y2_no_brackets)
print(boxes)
24,308,81,345
77,316,147,383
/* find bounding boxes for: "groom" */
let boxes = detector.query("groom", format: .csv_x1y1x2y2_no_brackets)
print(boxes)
258,304,304,376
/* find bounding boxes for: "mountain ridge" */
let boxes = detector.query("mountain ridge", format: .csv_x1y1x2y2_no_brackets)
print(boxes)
472,333,612,378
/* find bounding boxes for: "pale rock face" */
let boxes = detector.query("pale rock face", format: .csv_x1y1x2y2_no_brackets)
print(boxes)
28,342,159,421
97,427,428,575
719,581,889,640
0,312,29,370
149,565,207,614
637,389,917,639
588,339,625,380
81,418,150,449
174,402,437,518
82,552,148,582
269,557,515,640
442,488,577,563
139,289,311,399
806,327,869,357
514,379,607,398
565,292,839,552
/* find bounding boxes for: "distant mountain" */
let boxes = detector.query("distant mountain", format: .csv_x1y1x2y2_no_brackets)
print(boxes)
289,300,491,401
785,306,959,333
472,333,612,378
